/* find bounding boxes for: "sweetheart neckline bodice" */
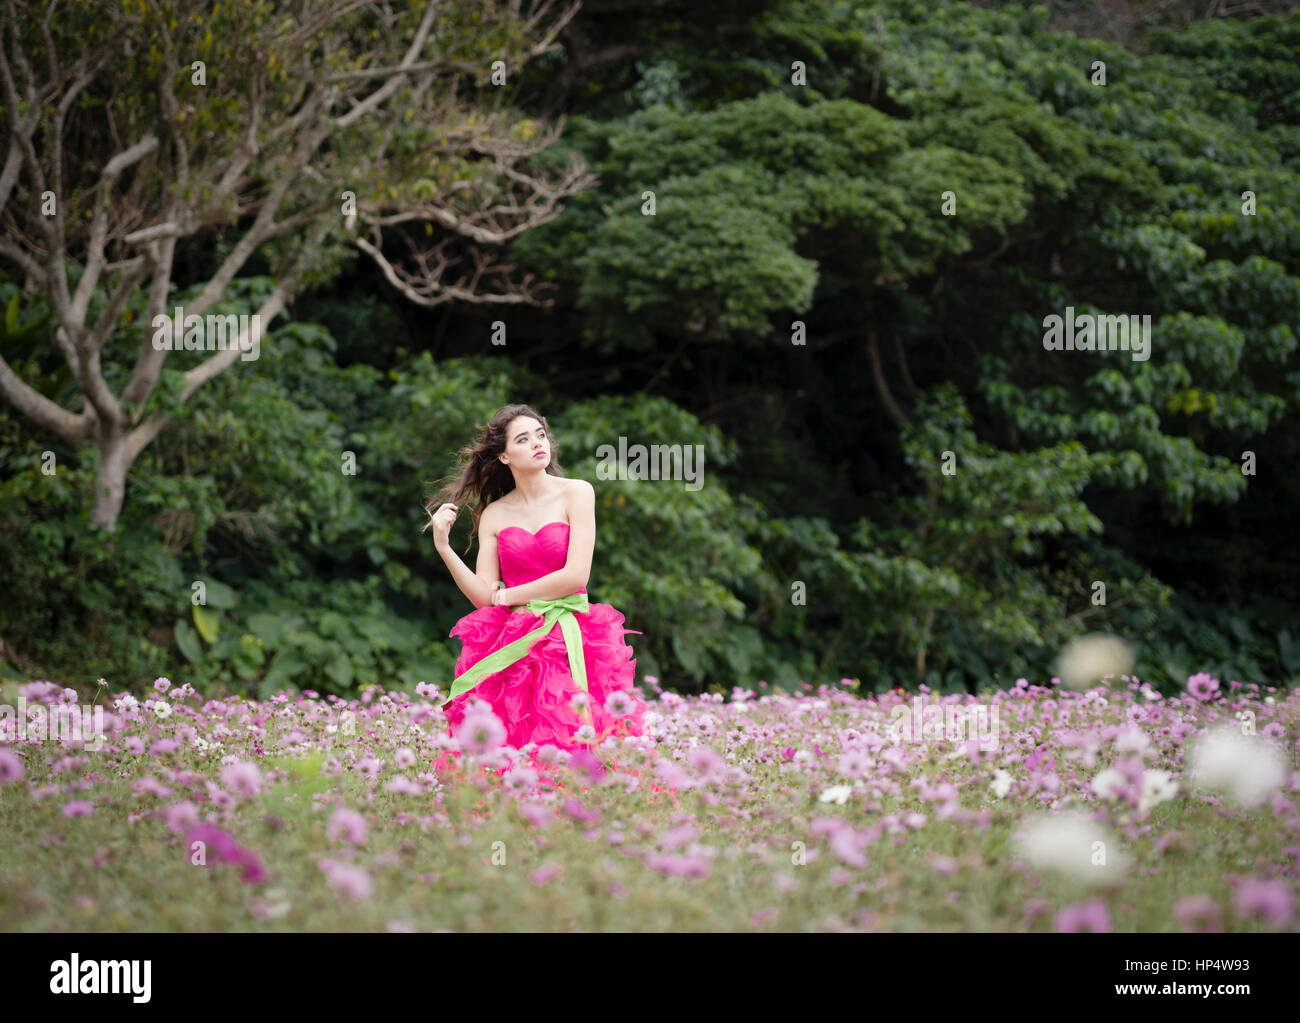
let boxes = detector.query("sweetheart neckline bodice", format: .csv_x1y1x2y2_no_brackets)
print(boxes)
499,521,570,540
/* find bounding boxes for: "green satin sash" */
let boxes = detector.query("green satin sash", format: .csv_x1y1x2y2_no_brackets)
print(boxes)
441,592,591,707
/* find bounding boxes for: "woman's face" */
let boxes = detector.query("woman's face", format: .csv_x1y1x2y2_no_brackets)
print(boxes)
502,416,549,468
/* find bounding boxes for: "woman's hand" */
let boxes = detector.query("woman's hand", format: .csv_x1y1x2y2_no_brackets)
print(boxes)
426,502,457,551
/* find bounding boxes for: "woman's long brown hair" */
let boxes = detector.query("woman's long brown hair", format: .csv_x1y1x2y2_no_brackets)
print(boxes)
421,404,567,556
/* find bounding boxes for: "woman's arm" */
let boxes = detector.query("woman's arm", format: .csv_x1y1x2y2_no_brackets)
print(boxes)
501,480,595,606
435,511,503,609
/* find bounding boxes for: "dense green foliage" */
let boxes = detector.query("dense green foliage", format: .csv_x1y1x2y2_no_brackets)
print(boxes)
3,1,1299,698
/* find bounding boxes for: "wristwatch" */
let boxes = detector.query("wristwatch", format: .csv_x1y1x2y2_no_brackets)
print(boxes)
493,580,506,606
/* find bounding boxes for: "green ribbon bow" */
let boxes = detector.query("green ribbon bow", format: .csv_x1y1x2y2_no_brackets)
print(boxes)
441,592,591,708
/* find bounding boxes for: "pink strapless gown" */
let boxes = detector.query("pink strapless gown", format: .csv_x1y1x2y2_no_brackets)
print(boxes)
441,521,648,752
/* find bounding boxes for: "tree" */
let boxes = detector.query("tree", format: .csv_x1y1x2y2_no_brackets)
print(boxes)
0,0,592,531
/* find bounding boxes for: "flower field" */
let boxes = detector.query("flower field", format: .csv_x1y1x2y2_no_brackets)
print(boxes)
1,674,1297,932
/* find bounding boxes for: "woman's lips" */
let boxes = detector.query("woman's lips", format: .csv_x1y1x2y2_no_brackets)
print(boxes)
533,452,546,459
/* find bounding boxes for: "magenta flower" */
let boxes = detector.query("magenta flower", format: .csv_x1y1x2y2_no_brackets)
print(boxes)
686,745,725,777
517,801,553,829
0,749,24,784
836,750,871,779
1055,899,1111,933
163,801,199,835
829,828,869,868
504,766,539,793
322,861,372,900
61,800,94,817
1233,879,1294,926
186,823,267,883
567,749,606,784
1172,894,1222,933
219,761,264,799
154,677,171,693
456,710,505,756
561,797,601,825
604,690,635,717
660,824,699,850
326,808,369,845
529,863,563,885
1187,672,1220,702
930,855,958,876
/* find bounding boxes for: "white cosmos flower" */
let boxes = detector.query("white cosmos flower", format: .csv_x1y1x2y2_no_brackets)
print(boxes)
1113,728,1150,756
1187,726,1287,808
1015,810,1131,885
1090,768,1128,801
153,701,173,719
1138,768,1178,814
818,785,852,805
990,769,1013,798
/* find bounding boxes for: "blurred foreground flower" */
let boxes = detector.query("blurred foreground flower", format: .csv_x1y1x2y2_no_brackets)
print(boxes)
1015,810,1131,885
1055,634,1134,692
1187,727,1287,808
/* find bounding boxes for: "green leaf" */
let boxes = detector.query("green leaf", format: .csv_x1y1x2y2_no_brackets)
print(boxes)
246,613,287,646
325,652,354,688
199,578,238,609
174,619,203,663
193,604,220,644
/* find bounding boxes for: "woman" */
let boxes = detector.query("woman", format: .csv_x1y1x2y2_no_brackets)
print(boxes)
422,404,648,759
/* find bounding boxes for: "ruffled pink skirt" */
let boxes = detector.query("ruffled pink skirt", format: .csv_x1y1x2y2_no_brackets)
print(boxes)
441,600,648,753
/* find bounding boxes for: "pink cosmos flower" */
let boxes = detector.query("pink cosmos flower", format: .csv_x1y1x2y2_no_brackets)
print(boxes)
61,800,94,817
505,766,539,793
1055,899,1111,933
1173,894,1222,933
133,776,174,798
186,823,267,883
1187,672,1220,702
660,824,699,850
529,863,563,885
604,690,635,717
0,749,24,784
517,801,552,829
163,801,200,835
1233,879,1294,926
562,797,601,825
456,710,505,756
567,749,606,784
322,862,371,900
810,816,850,839
829,828,869,868
218,761,264,799
154,677,171,693
385,775,424,795
837,750,871,779
326,808,369,845
686,745,725,777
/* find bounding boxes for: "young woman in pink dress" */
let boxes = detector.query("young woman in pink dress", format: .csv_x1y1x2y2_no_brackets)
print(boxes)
421,403,649,764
